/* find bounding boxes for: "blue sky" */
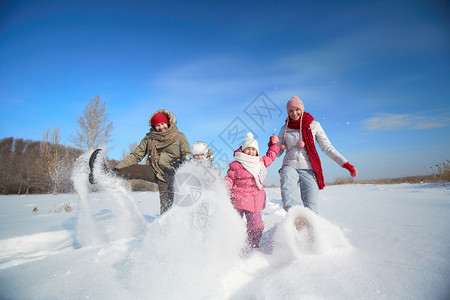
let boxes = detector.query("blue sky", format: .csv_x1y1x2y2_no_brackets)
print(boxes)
1,0,449,185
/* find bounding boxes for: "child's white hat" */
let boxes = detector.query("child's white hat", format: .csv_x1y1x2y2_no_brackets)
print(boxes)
241,132,259,155
192,141,208,156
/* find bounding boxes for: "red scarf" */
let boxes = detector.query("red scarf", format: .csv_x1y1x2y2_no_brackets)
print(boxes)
287,113,325,189
287,118,300,129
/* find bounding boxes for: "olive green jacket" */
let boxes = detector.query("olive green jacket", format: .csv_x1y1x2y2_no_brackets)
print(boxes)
115,110,191,181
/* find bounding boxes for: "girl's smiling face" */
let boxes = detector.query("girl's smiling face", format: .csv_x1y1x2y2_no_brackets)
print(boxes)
288,107,303,120
243,147,258,156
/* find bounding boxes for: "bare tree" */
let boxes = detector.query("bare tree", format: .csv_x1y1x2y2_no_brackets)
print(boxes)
121,141,139,161
121,141,148,165
0,137,43,194
0,137,14,194
40,128,73,194
22,141,42,194
71,95,113,151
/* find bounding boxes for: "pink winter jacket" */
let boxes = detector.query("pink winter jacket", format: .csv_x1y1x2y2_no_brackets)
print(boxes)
225,143,280,212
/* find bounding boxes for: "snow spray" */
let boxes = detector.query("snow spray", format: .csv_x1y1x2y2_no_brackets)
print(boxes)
128,160,247,299
72,149,147,247
72,151,101,247
271,206,353,264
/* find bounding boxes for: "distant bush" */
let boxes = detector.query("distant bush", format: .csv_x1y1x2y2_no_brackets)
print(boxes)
329,160,450,186
428,160,450,182
331,176,354,185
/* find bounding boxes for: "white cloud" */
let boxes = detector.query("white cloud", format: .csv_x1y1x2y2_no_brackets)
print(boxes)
362,112,450,131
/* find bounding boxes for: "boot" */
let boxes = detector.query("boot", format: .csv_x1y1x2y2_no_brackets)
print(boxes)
88,149,108,184
248,228,263,248
295,215,311,231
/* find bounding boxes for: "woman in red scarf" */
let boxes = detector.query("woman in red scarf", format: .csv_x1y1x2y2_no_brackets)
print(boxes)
277,96,357,213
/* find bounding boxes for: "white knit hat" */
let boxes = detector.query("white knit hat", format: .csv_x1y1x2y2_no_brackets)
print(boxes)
191,141,208,156
241,132,259,155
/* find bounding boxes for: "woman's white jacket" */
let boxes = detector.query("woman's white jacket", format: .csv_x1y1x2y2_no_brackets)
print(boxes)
277,120,347,170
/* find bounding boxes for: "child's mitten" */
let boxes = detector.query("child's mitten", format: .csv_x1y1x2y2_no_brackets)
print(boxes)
342,162,357,177
269,135,279,145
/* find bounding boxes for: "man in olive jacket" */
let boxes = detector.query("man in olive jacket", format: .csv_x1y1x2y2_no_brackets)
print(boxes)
113,109,191,214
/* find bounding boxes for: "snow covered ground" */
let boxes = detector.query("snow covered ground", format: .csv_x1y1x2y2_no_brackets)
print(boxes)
0,158,449,299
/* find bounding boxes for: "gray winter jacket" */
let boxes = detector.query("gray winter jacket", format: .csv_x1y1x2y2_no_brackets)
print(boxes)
277,120,347,170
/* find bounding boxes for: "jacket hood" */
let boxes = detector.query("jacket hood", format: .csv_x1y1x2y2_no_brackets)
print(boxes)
149,109,176,129
233,147,243,156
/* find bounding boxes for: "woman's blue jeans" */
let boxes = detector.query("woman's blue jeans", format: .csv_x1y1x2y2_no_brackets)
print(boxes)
280,166,319,213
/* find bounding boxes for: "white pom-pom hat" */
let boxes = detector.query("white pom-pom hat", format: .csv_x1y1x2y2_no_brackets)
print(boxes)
241,132,259,155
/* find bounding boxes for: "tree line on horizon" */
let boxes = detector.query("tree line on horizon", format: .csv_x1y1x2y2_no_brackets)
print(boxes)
0,135,82,194
0,96,116,195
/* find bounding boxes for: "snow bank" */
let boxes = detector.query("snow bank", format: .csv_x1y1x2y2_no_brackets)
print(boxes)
0,231,72,270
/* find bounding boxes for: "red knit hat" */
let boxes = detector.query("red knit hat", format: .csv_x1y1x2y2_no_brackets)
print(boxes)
151,113,168,127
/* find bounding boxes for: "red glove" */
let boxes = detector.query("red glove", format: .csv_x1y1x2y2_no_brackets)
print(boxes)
268,135,279,146
342,162,357,177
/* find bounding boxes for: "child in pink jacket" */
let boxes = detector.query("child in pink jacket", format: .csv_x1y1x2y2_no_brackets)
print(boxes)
225,132,280,248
